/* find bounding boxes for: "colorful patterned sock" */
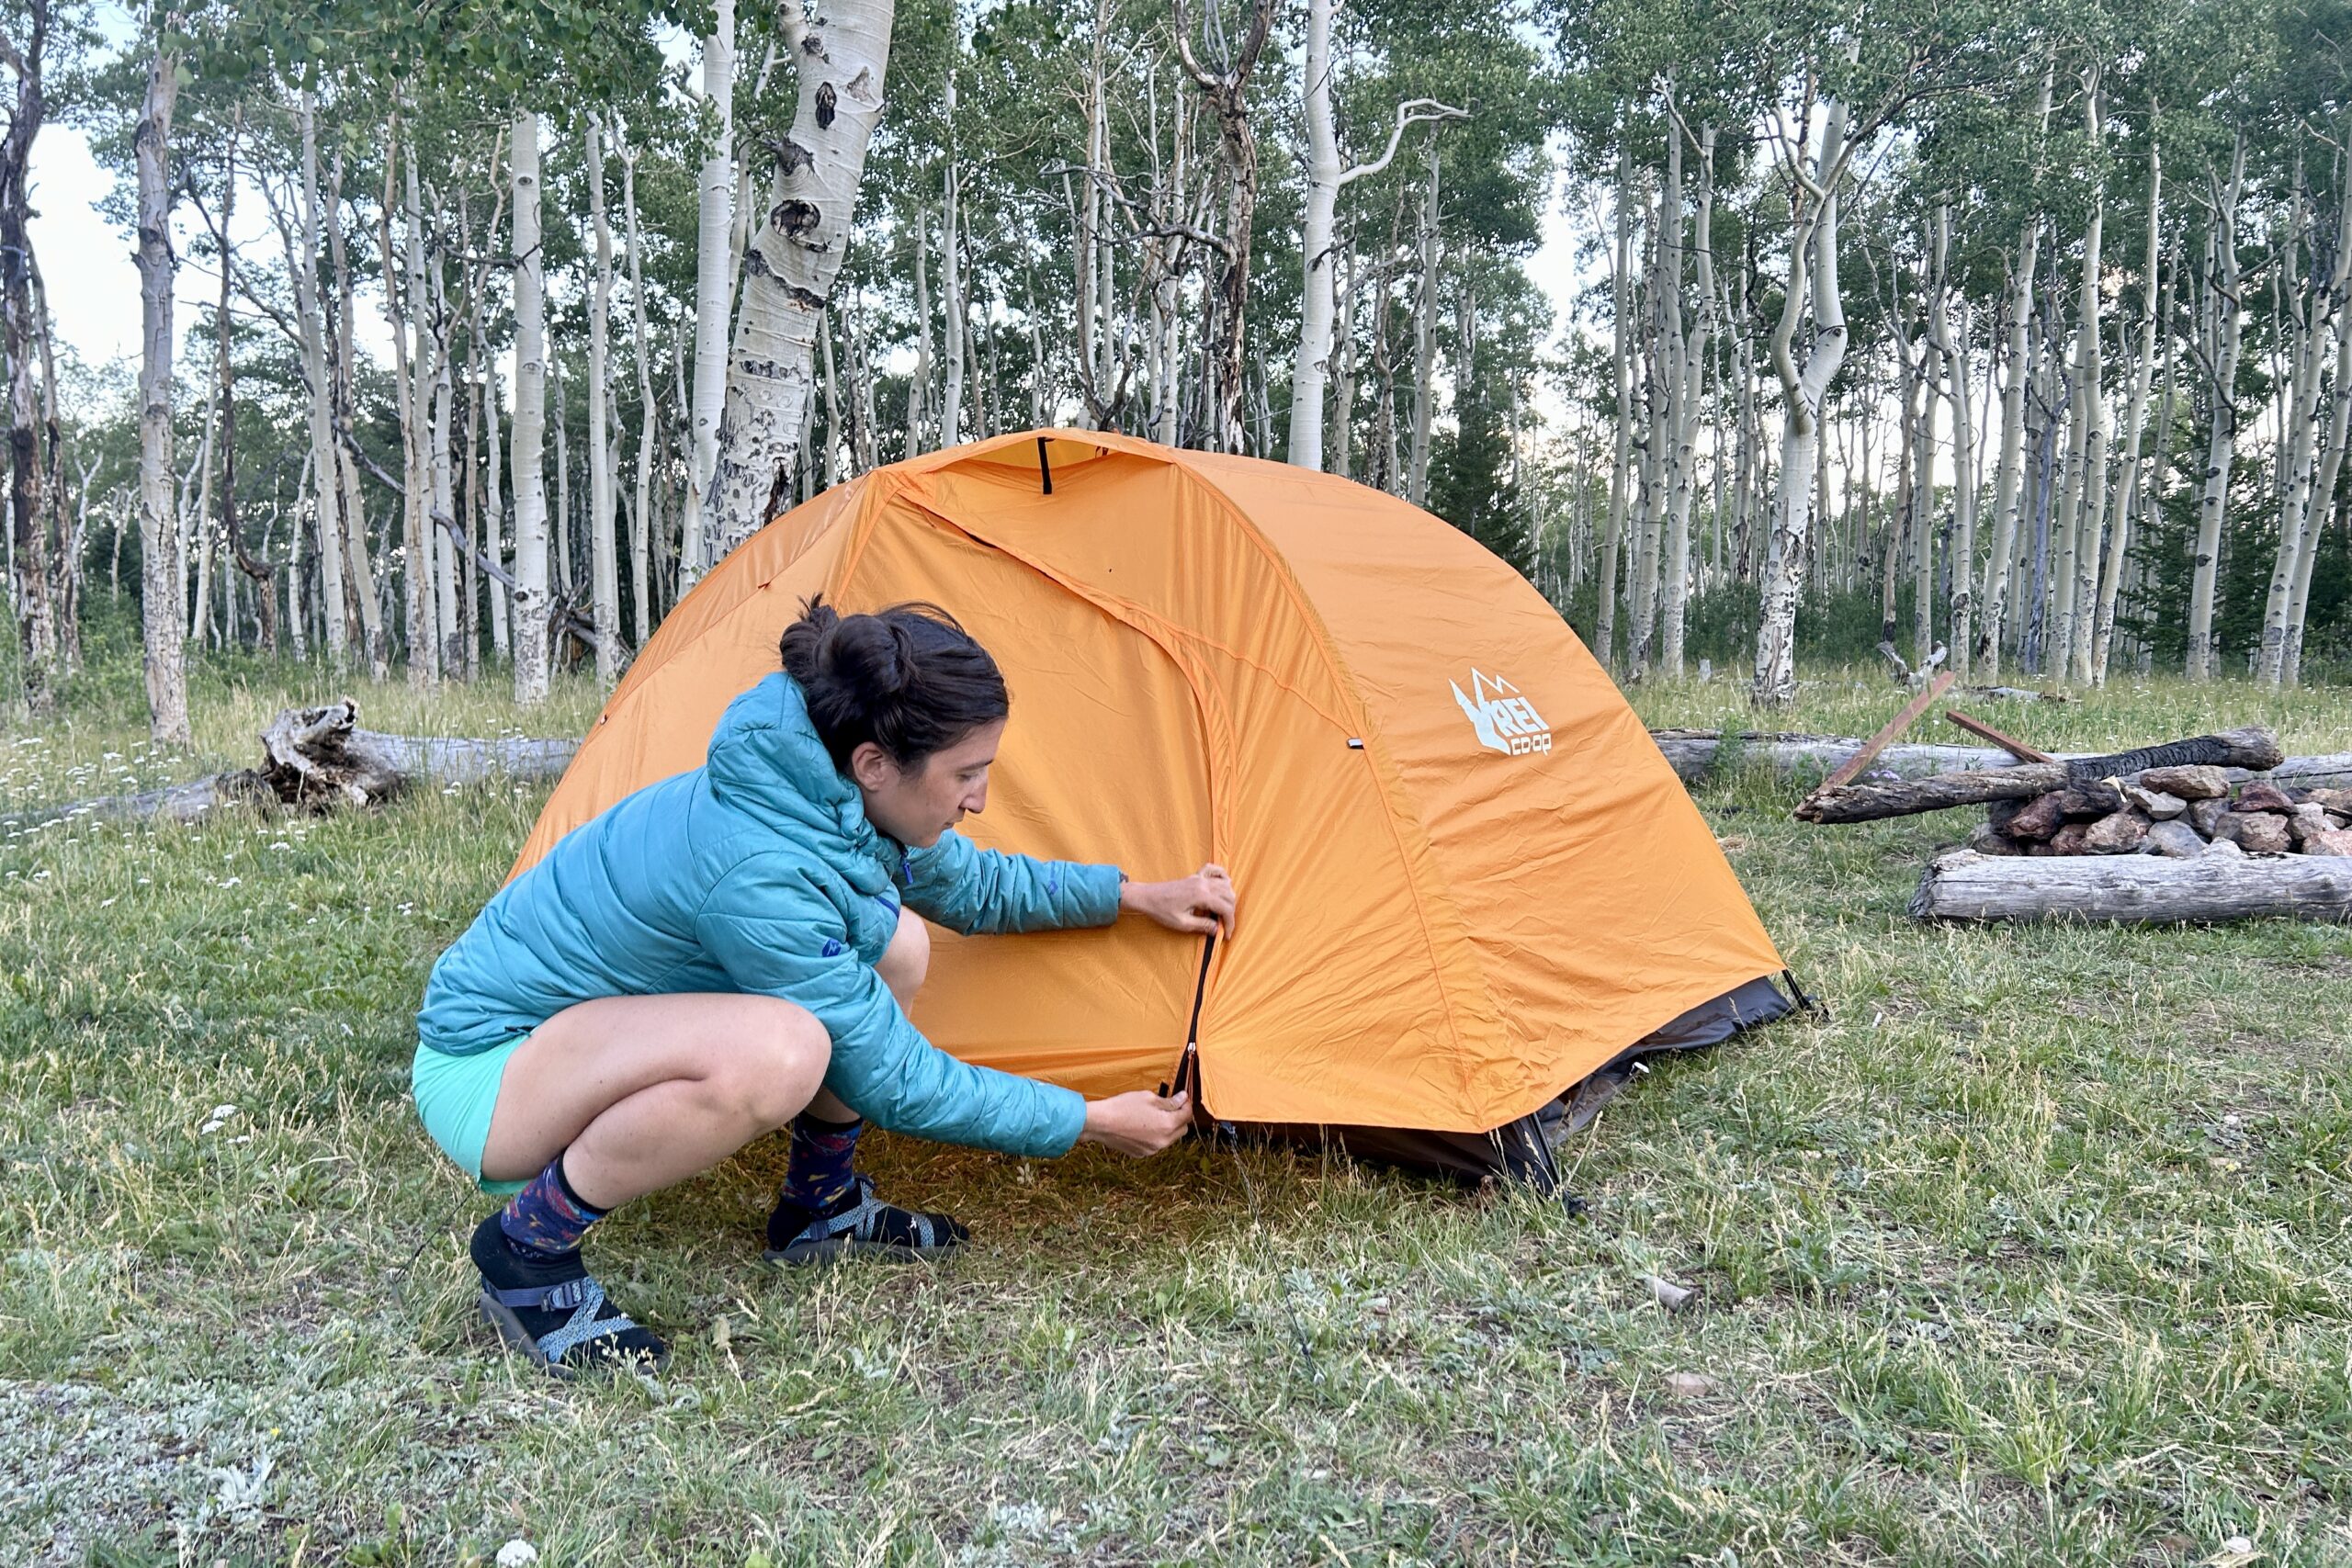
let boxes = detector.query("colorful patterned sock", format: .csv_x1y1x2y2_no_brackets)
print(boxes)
497,1152,607,1259
782,1112,865,1212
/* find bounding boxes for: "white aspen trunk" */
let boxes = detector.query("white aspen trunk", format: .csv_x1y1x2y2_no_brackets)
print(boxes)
552,363,571,597
388,141,436,684
509,111,551,705
1659,126,1714,679
585,114,622,682
324,152,387,679
289,93,348,669
134,39,188,744
1751,96,1850,708
1976,219,2041,678
430,216,459,676
680,0,736,594
1628,176,1668,678
1928,207,1978,680
2064,89,2109,683
938,39,965,446
708,0,895,557
909,210,933,454
1329,244,1356,475
2286,300,2351,685
1406,147,1439,506
618,136,655,644
483,355,509,657
1594,147,1633,671
1288,0,1342,469
2188,135,2245,679
2090,143,2162,683
1913,230,1942,668
2260,175,2349,686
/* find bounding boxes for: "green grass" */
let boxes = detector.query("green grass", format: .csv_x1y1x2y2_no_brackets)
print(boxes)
3,640,2349,1565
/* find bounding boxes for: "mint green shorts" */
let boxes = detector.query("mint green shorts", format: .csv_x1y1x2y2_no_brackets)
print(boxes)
411,1034,533,1196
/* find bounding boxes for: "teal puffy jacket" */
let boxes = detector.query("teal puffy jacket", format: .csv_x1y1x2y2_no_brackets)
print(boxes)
416,671,1124,1157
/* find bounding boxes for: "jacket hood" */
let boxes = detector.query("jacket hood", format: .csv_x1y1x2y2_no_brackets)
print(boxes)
704,672,905,895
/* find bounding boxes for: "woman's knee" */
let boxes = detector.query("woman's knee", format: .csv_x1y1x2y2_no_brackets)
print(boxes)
876,906,930,1003
716,1001,831,1128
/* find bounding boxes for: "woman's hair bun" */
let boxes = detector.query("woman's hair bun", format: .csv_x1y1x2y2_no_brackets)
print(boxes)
779,596,1006,771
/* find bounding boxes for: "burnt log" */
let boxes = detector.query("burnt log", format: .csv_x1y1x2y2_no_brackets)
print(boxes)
1794,728,2286,824
1911,849,2352,923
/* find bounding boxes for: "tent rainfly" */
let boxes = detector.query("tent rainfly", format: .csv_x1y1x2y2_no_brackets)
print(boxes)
514,430,1793,1188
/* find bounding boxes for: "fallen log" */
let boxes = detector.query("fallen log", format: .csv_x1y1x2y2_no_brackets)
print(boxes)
6,701,580,830
1909,849,2352,923
1793,728,2288,824
1650,731,2030,783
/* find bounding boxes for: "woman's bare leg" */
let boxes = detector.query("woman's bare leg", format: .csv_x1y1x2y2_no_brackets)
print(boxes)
480,991,830,1209
804,906,929,1124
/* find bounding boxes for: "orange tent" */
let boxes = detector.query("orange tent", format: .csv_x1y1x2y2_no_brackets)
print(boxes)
514,431,1789,1185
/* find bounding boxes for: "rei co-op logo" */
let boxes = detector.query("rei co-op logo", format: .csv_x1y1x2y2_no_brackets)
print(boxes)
1449,669,1552,756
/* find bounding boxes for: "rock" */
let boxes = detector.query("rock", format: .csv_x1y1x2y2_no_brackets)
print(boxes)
2137,763,2231,800
2233,780,2296,815
2290,803,2337,846
2085,808,2152,853
2188,796,2230,839
2143,819,2208,859
2205,835,2244,858
2048,822,2092,855
1663,1371,1717,1398
2006,792,2069,841
2304,828,2352,856
1986,796,2029,836
2214,811,2292,853
2120,784,2188,819
1966,822,2021,855
2304,787,2352,817
2072,779,2125,815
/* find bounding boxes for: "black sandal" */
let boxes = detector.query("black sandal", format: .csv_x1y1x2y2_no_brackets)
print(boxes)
470,1214,668,1377
763,1174,969,1265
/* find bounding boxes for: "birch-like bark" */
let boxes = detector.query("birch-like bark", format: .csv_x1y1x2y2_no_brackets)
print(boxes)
680,0,736,593
1286,0,1462,470
3,1,58,709
2187,136,2245,678
2285,294,2351,685
1752,95,1851,708
386,139,437,684
1926,207,1976,678
909,210,933,454
429,199,458,675
1406,145,1440,505
1172,0,1274,455
1594,146,1633,671
708,0,895,557
585,114,621,682
2258,172,2349,686
2062,83,2109,682
2090,141,2162,682
483,355,509,658
610,141,652,641
1659,124,1714,678
509,111,551,705
938,38,965,446
134,39,189,744
1975,217,2041,677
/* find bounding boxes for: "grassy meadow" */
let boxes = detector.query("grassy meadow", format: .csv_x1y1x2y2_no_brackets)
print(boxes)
2,632,2348,1566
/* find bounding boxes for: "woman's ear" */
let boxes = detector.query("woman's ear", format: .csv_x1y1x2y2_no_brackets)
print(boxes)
847,740,898,794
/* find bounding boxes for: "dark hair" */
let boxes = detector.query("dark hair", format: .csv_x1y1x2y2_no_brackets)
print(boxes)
778,596,1010,771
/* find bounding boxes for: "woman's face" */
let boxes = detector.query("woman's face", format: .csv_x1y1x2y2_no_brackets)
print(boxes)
848,720,1007,850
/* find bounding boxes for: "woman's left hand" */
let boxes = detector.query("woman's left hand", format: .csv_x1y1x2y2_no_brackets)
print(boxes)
1119,863,1237,940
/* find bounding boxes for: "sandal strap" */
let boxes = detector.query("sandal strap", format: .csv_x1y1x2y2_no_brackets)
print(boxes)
486,1277,592,1312
529,1279,644,1363
790,1174,944,1248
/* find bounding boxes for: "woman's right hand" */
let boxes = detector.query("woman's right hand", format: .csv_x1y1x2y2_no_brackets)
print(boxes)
1079,1089,1192,1156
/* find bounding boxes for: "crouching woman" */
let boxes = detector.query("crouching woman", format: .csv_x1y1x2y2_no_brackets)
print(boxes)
411,599,1236,1375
